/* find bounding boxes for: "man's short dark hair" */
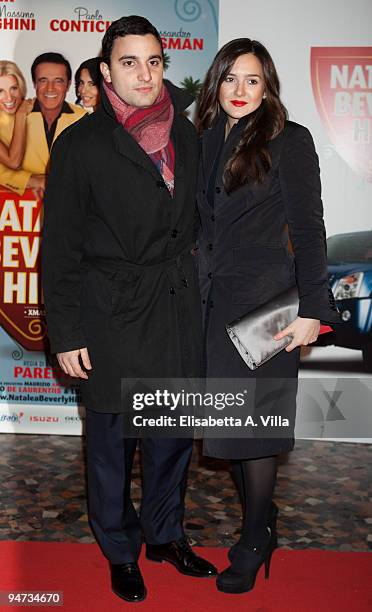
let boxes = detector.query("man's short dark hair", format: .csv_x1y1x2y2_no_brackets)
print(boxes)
31,52,72,83
101,15,163,66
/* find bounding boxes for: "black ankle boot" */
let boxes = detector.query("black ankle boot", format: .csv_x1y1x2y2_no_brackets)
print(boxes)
228,501,278,562
217,527,276,594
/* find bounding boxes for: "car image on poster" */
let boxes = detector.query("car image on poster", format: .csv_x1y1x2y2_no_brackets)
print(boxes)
319,231,372,371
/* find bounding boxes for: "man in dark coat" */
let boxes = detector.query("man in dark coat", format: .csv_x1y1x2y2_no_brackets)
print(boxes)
42,15,216,604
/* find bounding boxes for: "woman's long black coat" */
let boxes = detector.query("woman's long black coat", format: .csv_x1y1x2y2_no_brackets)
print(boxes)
42,81,203,413
197,114,340,459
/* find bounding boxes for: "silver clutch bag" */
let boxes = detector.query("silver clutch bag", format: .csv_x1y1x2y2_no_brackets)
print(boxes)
226,285,299,370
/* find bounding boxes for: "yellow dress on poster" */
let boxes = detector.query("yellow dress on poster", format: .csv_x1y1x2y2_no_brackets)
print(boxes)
0,103,86,195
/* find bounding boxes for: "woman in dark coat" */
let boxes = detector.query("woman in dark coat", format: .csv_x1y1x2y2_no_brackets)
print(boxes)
196,38,340,594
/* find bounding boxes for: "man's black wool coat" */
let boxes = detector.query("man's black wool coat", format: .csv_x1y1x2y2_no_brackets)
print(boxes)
42,81,203,413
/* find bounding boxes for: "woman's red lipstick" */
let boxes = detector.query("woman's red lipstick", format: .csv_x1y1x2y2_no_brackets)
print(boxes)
230,100,247,107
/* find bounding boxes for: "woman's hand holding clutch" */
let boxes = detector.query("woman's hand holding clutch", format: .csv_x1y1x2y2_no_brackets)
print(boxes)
273,317,320,352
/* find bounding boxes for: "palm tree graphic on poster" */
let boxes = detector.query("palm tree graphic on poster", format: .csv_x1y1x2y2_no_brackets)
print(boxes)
163,49,204,102
180,76,203,99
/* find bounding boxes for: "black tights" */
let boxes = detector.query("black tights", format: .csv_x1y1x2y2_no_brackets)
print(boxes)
231,455,277,546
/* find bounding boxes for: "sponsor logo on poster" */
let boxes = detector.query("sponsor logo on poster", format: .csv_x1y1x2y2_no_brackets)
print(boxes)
311,47,372,180
29,415,59,422
0,410,24,422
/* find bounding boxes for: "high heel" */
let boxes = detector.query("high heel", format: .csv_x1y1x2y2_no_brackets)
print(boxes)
268,500,278,548
228,500,278,562
264,540,275,579
217,527,276,594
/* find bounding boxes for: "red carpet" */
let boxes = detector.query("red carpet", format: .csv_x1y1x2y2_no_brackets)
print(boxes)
0,542,371,611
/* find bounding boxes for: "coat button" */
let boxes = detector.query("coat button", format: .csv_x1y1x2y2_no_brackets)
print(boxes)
181,277,188,288
207,243,213,251
211,214,215,221
202,299,206,304
207,272,212,279
210,300,214,308
170,287,176,294
171,229,178,238
215,186,221,194
202,189,206,194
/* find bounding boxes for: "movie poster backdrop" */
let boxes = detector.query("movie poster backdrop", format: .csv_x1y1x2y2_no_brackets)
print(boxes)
0,0,219,434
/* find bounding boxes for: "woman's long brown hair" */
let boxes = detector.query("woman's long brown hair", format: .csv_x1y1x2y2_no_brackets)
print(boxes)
196,39,287,192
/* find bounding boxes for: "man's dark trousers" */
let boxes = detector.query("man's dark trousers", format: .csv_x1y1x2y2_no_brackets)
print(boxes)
85,408,193,563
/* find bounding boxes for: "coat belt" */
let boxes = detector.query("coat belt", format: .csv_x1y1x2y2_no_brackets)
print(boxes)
82,246,195,374
82,246,192,276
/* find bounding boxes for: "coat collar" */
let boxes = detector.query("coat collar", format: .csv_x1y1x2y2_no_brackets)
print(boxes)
97,80,190,187
201,111,225,187
201,109,259,188
201,112,284,213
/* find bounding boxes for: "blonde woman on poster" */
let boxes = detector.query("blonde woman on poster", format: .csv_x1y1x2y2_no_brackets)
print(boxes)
0,61,33,170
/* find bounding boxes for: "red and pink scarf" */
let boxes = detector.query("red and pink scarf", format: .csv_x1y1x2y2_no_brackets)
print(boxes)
103,80,175,196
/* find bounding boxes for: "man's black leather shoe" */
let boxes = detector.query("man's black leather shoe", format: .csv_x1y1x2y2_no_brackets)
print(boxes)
146,537,217,578
110,562,146,603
